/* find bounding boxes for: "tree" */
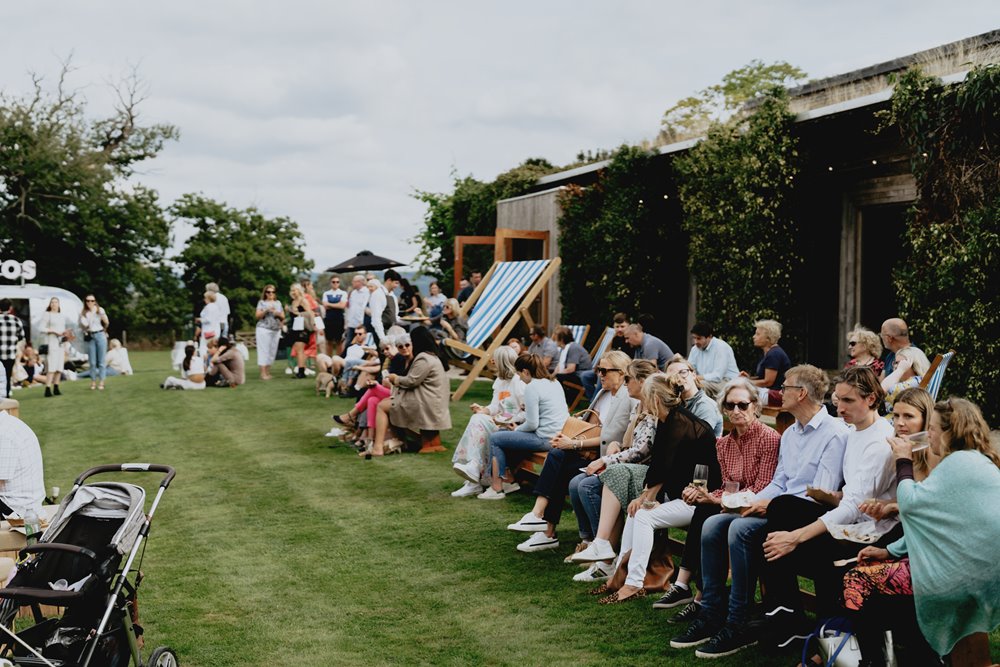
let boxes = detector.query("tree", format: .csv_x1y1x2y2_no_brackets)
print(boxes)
172,194,313,330
411,158,557,289
0,63,180,336
658,60,806,144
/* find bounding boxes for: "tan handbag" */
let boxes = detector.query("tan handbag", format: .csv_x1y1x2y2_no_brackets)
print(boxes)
560,409,601,461
605,533,676,593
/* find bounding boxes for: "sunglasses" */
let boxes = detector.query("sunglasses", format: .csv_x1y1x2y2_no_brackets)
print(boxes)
596,367,621,375
723,401,753,412
85,299,96,302
398,343,411,348
847,341,857,347
264,290,275,293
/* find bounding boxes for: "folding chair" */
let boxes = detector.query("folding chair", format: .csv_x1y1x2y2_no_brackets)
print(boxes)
919,349,956,401
447,258,561,401
561,324,591,347
564,326,615,412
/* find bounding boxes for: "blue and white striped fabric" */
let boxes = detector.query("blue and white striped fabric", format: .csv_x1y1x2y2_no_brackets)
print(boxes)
465,260,551,349
365,333,375,347
563,325,588,347
925,350,955,401
591,327,614,362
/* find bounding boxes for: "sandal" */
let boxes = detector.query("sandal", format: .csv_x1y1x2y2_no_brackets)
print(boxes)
383,438,404,455
334,413,357,427
598,588,647,605
588,583,612,596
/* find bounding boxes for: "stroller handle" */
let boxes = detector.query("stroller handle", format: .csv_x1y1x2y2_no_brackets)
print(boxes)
74,464,177,488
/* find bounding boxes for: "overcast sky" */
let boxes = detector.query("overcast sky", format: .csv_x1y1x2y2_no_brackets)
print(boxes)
4,2,997,271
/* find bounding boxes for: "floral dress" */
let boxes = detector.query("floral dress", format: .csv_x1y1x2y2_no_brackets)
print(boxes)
598,410,658,507
452,376,526,482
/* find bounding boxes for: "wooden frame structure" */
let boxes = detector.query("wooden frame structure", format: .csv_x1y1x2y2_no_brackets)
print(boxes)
447,258,562,401
453,235,496,296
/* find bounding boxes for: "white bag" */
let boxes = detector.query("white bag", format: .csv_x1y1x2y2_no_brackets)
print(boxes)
815,622,896,667
292,316,305,331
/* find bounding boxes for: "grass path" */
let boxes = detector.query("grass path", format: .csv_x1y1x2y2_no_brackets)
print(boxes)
14,352,997,666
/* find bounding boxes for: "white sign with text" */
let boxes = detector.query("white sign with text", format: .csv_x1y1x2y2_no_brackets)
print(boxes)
0,259,37,281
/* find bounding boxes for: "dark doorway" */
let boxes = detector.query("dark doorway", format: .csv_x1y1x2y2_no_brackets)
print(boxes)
859,204,909,331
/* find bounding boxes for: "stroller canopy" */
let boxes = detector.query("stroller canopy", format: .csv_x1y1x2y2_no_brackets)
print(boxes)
43,482,146,556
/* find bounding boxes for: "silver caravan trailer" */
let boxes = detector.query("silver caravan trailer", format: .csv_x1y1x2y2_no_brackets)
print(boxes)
0,284,86,355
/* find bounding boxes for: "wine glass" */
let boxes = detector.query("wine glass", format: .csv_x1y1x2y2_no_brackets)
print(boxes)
692,464,709,490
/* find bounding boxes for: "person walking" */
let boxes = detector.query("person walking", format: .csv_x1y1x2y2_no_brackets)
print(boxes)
0,299,26,398
40,297,67,398
79,294,110,391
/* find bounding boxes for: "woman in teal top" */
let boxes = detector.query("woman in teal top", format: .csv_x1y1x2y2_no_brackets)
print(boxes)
849,397,1000,663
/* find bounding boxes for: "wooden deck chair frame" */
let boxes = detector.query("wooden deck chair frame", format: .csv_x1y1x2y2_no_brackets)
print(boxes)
563,326,614,412
918,349,956,401
447,258,562,401
558,324,591,348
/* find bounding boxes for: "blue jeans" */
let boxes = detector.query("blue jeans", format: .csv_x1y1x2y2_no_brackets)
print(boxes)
569,472,603,540
578,370,599,402
489,430,550,479
86,331,108,383
700,513,768,627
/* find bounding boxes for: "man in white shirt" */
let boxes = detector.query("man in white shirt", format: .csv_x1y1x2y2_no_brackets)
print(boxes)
688,322,740,398
344,274,369,345
206,282,231,338
759,365,896,649
0,412,45,516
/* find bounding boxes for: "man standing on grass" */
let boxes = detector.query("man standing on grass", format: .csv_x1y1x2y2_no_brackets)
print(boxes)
0,410,45,517
344,274,369,346
0,299,25,398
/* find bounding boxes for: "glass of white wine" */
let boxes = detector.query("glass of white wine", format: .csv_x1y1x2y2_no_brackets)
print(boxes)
692,464,710,490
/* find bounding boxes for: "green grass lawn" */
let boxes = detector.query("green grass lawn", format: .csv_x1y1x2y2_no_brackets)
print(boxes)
12,351,998,666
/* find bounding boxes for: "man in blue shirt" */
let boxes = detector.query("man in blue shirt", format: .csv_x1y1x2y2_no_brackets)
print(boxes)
688,321,740,398
669,364,847,659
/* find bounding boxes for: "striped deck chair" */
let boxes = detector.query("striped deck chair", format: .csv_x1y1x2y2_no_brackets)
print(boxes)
919,349,955,401
560,324,591,347
564,327,616,411
447,258,561,400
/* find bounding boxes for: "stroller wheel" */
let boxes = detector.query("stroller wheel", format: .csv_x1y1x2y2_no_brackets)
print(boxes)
146,646,178,667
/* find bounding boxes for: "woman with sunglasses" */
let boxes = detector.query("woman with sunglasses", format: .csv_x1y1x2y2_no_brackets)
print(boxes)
667,357,723,437
255,285,285,380
79,294,110,391
652,377,780,616
844,325,884,375
504,351,633,553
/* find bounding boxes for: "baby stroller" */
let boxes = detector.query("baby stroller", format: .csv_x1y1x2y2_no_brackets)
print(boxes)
0,464,177,667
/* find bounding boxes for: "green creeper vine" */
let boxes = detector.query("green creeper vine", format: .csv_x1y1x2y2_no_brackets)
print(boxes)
885,65,1000,422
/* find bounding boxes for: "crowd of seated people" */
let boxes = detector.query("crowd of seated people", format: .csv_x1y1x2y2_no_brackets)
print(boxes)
423,310,995,665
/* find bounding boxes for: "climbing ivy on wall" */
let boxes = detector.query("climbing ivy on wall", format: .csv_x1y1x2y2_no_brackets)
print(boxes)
885,65,1000,422
557,145,685,341
673,89,803,367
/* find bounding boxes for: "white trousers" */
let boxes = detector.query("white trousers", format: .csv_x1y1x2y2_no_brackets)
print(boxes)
620,498,695,588
255,327,281,367
163,376,206,391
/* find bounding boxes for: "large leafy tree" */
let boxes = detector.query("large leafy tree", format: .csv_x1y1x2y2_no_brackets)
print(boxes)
172,194,313,330
0,65,180,336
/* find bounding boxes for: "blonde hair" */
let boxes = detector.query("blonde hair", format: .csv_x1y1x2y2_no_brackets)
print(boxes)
641,373,685,414
896,347,931,376
600,350,631,373
492,345,518,381
289,283,303,298
754,319,782,345
934,398,1000,469
204,291,217,302
848,325,882,359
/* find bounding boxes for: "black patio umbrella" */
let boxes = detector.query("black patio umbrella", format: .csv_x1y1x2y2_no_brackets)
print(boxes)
325,250,405,273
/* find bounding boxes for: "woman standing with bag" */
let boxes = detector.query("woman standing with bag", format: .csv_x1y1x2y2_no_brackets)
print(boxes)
255,285,284,380
288,283,315,379
80,294,110,391
40,297,66,398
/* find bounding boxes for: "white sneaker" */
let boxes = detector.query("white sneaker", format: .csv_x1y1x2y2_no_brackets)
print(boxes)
453,460,481,485
451,481,483,497
572,561,613,582
516,532,559,552
325,427,346,438
569,540,617,563
506,512,547,532
477,487,506,500
501,482,520,494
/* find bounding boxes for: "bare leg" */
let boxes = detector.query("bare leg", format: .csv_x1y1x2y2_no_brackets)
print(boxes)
530,496,549,518
595,484,623,541
372,399,391,455
491,457,503,492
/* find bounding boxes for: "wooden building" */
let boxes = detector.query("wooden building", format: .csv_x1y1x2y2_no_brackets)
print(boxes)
491,30,1000,365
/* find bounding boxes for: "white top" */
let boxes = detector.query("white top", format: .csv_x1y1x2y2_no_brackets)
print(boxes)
487,375,526,421
688,336,740,382
425,293,446,308
820,417,898,534
555,346,571,374
200,302,224,337
344,344,365,362
0,412,46,515
80,307,108,333
321,288,347,315
515,378,569,440
40,311,66,336
368,287,388,339
345,288,369,328
105,347,133,375
183,356,205,379
589,389,612,420
213,292,231,319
